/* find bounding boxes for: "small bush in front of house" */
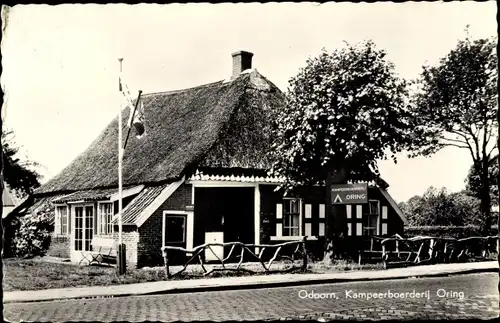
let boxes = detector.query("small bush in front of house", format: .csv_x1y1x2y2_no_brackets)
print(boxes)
12,211,53,258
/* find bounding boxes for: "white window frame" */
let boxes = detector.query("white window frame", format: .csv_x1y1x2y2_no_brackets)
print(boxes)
363,200,380,236
97,202,114,236
55,205,69,236
282,198,302,237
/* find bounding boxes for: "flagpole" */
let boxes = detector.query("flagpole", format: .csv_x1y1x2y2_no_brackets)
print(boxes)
118,58,125,275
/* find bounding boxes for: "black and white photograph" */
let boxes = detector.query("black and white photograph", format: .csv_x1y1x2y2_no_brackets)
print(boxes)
1,2,499,321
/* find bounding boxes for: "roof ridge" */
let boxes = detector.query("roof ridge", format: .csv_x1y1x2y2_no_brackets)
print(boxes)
142,79,226,97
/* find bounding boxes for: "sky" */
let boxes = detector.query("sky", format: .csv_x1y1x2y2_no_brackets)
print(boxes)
1,2,497,203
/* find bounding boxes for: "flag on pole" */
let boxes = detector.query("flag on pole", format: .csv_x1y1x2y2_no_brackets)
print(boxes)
128,96,146,139
119,79,135,111
119,76,146,139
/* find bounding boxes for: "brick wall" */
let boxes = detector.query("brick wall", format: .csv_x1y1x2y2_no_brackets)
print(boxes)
47,235,70,258
137,183,192,267
112,225,139,267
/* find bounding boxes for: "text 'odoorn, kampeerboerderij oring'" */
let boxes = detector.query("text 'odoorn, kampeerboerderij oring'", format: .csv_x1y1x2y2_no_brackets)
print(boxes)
297,289,465,300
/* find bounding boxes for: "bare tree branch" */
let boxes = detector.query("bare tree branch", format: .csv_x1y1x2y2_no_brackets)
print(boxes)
444,143,472,149
464,126,481,162
487,144,498,159
485,127,493,148
449,129,471,140
471,124,480,140
445,129,478,162
439,136,468,145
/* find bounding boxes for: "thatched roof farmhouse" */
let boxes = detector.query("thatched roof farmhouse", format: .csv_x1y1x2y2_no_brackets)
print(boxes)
14,51,406,267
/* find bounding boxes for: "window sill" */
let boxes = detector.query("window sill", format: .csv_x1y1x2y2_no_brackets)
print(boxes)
270,236,318,241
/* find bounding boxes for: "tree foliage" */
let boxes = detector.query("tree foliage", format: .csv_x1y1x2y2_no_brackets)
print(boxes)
465,155,499,206
398,187,485,227
2,129,42,198
269,41,414,190
409,34,498,231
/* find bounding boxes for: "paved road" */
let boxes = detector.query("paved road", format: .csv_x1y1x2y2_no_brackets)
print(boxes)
4,273,499,321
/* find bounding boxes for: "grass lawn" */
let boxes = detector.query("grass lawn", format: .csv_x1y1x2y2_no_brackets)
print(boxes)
3,258,170,292
3,257,384,292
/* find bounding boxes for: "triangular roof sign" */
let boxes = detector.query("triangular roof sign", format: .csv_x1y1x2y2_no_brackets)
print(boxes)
333,194,343,203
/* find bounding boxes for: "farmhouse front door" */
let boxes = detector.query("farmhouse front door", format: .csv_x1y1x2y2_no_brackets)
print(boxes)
73,205,94,252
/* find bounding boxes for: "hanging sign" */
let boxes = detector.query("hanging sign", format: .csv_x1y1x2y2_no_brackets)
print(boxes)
331,183,368,204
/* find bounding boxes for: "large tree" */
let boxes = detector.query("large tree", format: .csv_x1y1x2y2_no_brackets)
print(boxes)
270,41,414,260
2,129,42,198
410,35,498,234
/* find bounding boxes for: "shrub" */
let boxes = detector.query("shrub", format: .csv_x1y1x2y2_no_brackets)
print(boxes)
398,187,485,227
2,214,22,258
12,211,53,258
405,225,497,239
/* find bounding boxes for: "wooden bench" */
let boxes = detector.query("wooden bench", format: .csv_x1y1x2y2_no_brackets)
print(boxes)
89,246,116,266
87,237,117,266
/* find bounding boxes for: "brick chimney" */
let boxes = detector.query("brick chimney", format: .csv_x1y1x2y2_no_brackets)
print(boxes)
231,51,253,79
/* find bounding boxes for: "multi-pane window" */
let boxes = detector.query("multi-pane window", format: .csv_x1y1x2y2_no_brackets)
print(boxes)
84,206,94,251
283,198,300,236
74,206,84,251
99,203,113,236
363,200,379,236
56,206,68,235
74,206,94,251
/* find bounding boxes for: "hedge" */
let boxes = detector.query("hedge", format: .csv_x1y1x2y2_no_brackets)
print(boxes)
405,225,498,239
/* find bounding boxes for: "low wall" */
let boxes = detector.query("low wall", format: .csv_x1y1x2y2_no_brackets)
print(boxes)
47,235,70,258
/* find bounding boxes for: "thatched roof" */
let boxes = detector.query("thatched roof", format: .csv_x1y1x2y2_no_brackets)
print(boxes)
51,185,143,203
113,184,169,225
35,70,284,195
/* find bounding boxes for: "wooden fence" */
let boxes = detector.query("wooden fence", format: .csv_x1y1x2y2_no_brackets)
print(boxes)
378,234,499,268
161,237,308,278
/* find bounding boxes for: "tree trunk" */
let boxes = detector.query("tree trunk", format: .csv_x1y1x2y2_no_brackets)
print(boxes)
324,166,349,263
497,137,500,315
497,150,500,316
496,28,500,314
480,158,492,235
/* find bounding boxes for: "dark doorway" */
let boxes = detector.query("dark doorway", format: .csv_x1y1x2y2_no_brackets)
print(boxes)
194,187,255,258
163,213,187,265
